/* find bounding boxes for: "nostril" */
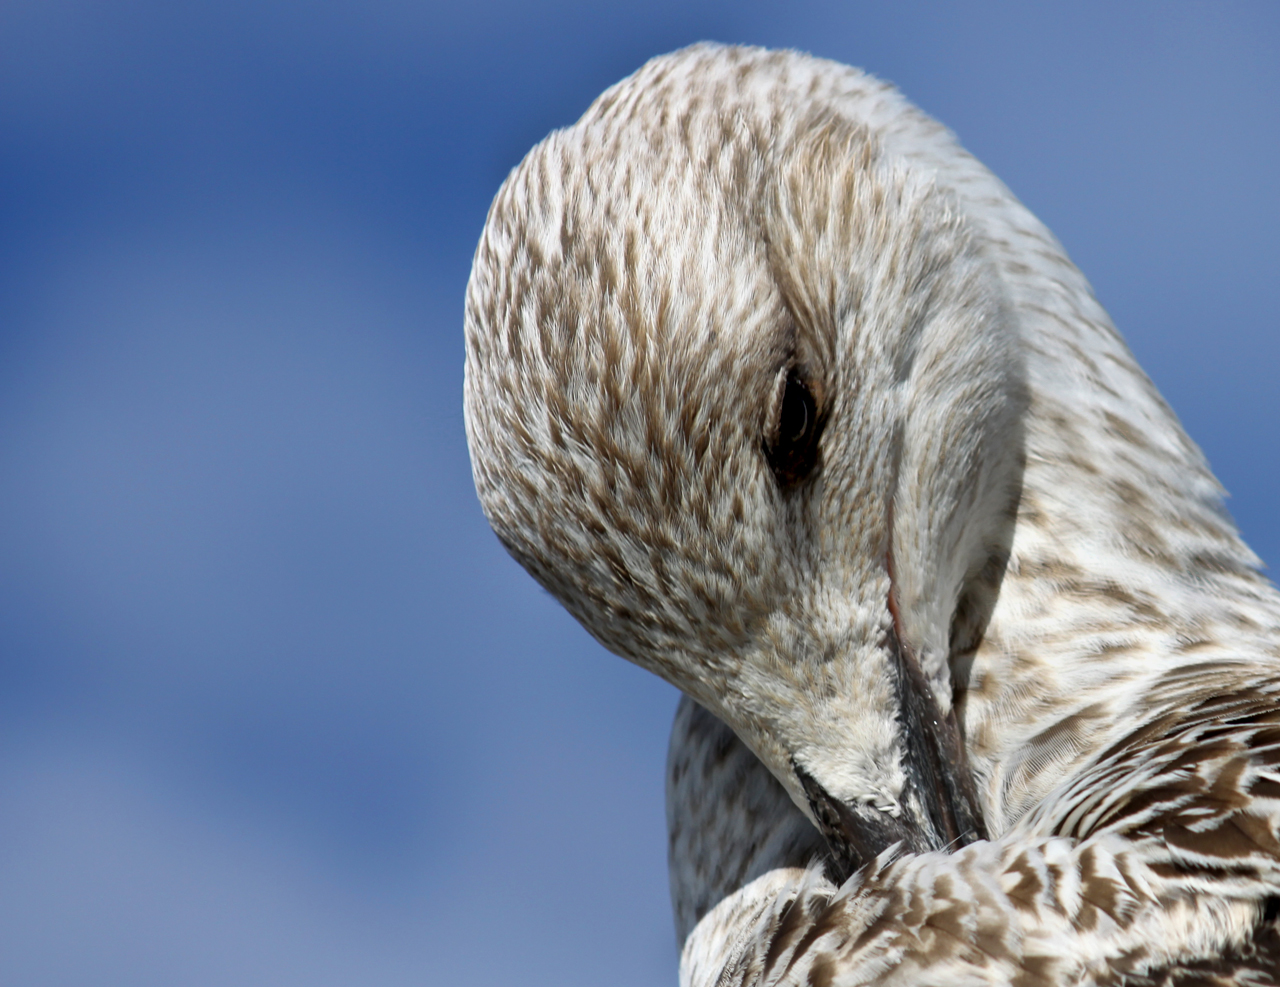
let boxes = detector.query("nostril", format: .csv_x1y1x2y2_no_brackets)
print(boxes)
793,761,931,885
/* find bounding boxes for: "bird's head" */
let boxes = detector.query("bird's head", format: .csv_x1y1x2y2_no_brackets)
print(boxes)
464,46,1025,877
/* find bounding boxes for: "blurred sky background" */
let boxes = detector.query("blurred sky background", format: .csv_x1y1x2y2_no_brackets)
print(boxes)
0,2,1276,984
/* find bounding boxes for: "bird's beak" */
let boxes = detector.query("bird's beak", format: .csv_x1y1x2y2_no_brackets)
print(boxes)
795,625,986,883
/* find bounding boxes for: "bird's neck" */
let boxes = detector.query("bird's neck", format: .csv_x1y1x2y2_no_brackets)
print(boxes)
812,80,1280,833
953,193,1280,833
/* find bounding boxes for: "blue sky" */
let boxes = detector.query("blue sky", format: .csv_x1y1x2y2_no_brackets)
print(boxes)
0,3,1276,984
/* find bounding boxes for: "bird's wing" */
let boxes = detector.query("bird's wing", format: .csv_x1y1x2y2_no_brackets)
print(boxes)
673,666,1280,986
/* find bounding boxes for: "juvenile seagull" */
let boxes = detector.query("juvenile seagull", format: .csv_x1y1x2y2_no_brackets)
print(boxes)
464,44,1280,985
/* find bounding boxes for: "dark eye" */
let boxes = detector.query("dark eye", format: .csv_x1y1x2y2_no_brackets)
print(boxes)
764,368,823,487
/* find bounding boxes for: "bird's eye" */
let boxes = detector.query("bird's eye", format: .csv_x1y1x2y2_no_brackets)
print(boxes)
764,368,823,487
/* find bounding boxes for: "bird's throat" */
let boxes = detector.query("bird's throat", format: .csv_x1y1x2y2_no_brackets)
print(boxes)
795,625,986,884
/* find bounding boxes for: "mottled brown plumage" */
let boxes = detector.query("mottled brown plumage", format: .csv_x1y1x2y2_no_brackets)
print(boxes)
464,43,1280,985
673,672,1280,985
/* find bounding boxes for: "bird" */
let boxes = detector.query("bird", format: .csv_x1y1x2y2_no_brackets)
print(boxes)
462,43,1280,985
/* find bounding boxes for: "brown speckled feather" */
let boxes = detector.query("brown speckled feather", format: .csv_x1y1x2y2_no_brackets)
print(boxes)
674,672,1280,986
463,43,1280,986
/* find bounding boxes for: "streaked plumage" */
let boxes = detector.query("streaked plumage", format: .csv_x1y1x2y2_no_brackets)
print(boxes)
463,43,1280,985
